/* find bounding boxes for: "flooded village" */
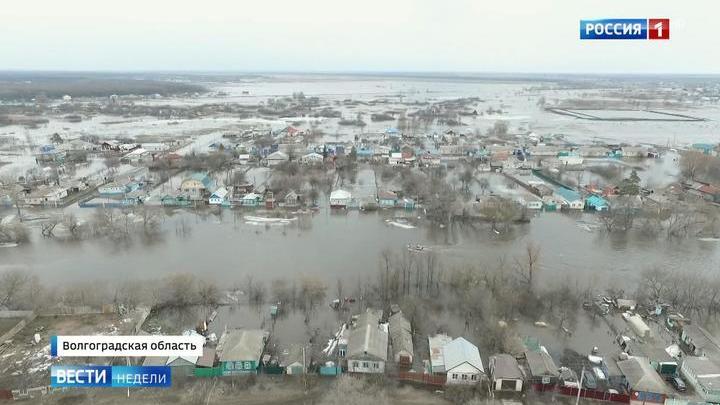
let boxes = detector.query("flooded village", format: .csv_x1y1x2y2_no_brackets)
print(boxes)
2,72,720,404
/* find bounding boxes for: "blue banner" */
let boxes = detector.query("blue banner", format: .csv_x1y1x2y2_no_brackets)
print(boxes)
580,19,648,40
50,365,171,388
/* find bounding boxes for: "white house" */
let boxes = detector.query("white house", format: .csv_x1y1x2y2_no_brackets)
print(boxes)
98,183,127,196
142,143,170,152
122,148,150,163
489,354,524,392
266,151,289,166
443,337,486,385
329,189,352,208
301,152,324,164
209,187,230,205
346,309,388,374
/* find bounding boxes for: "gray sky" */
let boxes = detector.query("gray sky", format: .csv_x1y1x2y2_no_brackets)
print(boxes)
2,0,718,73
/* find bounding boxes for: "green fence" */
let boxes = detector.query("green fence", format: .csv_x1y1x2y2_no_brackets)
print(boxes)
194,367,223,377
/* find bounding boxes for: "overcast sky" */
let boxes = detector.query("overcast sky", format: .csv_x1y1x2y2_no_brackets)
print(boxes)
1,0,718,73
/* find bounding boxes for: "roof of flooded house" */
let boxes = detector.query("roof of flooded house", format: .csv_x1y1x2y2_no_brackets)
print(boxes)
185,172,212,188
444,337,484,373
378,190,398,200
217,329,268,362
330,189,351,199
196,348,216,368
142,356,169,366
681,356,720,389
683,324,720,355
347,308,388,362
490,353,521,379
429,334,453,371
166,355,199,366
617,356,669,395
211,187,229,199
267,151,289,159
525,350,559,378
279,344,308,367
586,194,608,206
388,312,413,358
555,187,582,202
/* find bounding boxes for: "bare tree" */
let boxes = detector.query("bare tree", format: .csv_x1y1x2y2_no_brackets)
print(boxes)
515,242,541,290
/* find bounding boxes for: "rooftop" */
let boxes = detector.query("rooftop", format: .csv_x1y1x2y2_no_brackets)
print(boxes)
617,356,669,395
217,329,268,362
444,337,484,373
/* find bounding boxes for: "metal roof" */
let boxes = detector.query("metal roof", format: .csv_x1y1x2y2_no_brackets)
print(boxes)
217,329,268,362
388,312,413,358
490,353,522,380
525,351,559,378
347,308,388,362
443,337,484,373
617,356,669,395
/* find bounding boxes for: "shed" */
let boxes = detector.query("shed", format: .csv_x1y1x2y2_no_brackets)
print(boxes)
617,356,669,402
388,311,413,367
525,350,559,385
624,314,651,339
490,353,524,392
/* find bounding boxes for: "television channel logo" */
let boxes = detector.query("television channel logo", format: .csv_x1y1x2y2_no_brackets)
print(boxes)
51,365,171,388
580,19,669,40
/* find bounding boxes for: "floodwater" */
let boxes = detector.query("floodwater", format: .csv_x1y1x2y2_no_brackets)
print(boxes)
2,73,720,291
2,205,719,291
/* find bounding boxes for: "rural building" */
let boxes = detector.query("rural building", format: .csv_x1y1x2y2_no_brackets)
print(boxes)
266,151,289,166
444,337,485,385
388,311,413,367
329,189,351,208
680,356,720,403
585,195,609,211
489,354,523,392
624,313,651,339
301,152,324,164
524,350,559,389
346,308,388,374
680,324,720,357
281,190,301,207
217,329,268,376
279,345,308,375
209,187,230,205
554,188,584,210
428,334,454,374
378,190,398,208
181,172,214,201
122,148,150,163
617,357,669,405
240,192,262,207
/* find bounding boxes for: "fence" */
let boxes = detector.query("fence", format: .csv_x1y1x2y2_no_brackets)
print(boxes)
194,367,223,378
396,371,446,387
0,311,36,343
557,385,630,403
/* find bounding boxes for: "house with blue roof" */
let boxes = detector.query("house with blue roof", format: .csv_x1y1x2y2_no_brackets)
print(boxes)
181,172,215,201
585,194,609,211
554,187,584,210
692,143,716,156
356,146,374,159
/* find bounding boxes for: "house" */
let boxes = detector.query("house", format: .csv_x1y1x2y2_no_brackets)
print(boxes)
555,188,584,210
217,329,268,376
680,356,720,403
98,183,127,196
281,190,301,208
428,334,454,374
122,148,150,163
329,189,351,208
161,193,192,207
301,152,324,164
444,337,486,385
616,357,669,405
680,324,720,357
165,355,199,377
266,151,289,166
240,192,262,207
209,187,230,205
180,173,214,201
356,146,374,159
585,195,609,211
24,186,68,206
141,142,170,152
557,151,583,166
401,198,415,210
524,350,559,389
279,345,308,375
489,354,523,392
346,308,388,374
196,347,217,369
378,190,398,208
388,311,413,367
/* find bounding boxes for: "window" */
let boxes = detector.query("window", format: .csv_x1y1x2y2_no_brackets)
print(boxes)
462,374,468,380
471,375,477,381
244,361,252,370
373,363,379,369
362,362,369,368
352,362,359,368
452,374,458,380
226,362,234,370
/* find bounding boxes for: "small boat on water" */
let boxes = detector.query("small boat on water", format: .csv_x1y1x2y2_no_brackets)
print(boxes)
407,244,428,252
